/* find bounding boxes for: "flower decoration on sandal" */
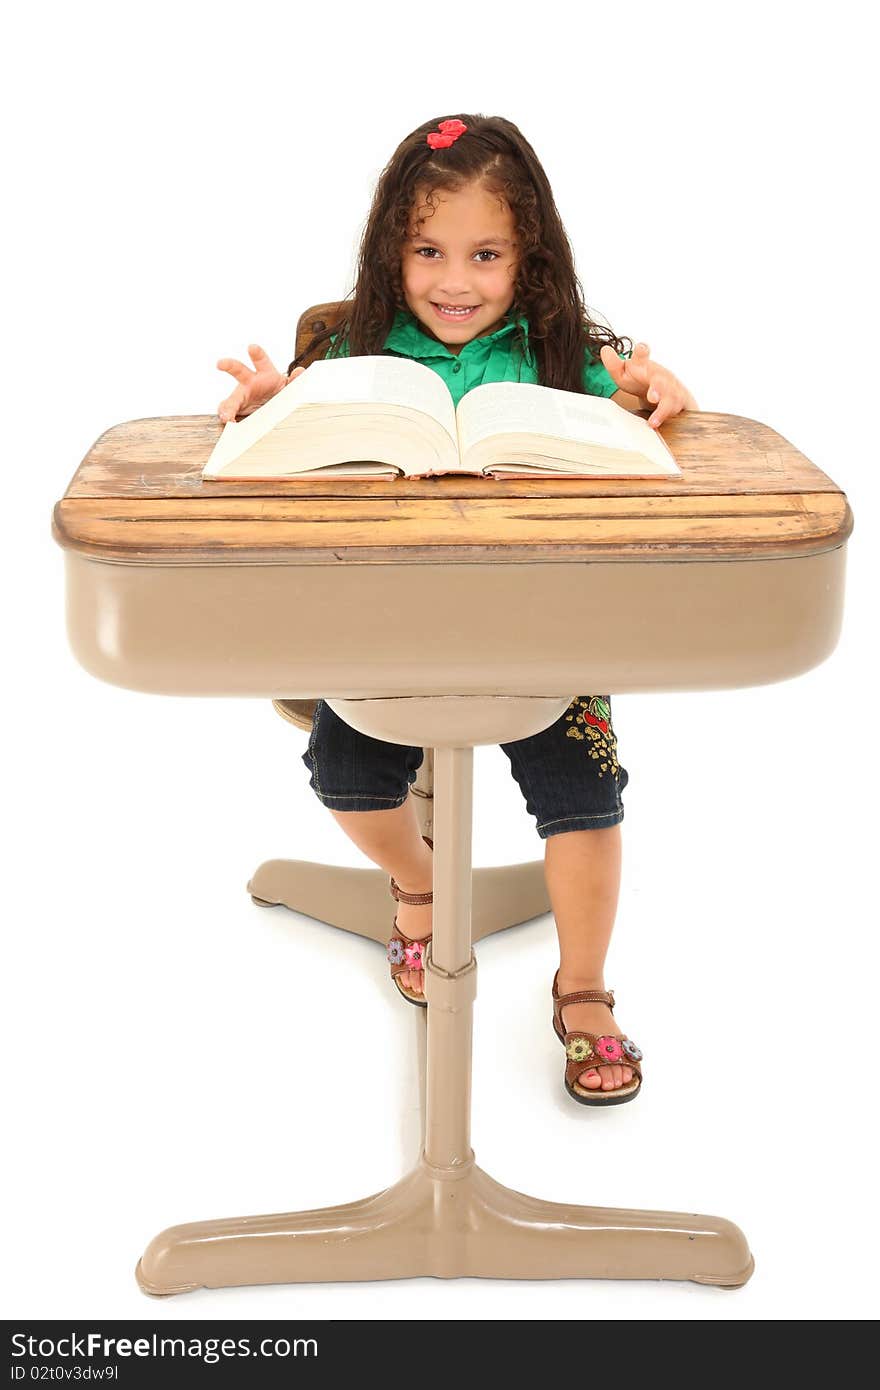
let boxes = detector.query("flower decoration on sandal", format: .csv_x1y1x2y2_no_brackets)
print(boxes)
427,119,468,149
404,941,426,970
387,939,406,966
565,1037,595,1063
595,1036,624,1063
622,1039,643,1062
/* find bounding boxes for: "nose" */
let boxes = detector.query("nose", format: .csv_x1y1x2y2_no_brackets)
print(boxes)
436,280,473,299
434,259,475,298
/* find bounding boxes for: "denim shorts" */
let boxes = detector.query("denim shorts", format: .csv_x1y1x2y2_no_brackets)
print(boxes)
301,696,628,839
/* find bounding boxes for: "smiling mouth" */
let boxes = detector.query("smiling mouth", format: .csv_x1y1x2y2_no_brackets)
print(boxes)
431,303,480,317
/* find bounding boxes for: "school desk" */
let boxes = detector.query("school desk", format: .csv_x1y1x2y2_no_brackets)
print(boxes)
53,363,851,1294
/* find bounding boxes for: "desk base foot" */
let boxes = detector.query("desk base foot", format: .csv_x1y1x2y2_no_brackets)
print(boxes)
135,1152,753,1294
247,859,549,945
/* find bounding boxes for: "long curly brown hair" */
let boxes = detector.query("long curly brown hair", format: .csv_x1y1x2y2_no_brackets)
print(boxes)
287,113,632,393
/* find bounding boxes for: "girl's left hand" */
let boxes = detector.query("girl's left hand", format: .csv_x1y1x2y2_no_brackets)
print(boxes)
600,342,698,428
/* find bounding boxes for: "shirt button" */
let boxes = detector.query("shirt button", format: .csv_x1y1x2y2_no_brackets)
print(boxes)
452,362,462,373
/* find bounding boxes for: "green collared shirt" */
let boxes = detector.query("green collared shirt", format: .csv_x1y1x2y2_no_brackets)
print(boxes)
327,309,620,408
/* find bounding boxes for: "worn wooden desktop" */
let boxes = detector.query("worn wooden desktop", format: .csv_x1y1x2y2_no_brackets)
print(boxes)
53,378,851,1293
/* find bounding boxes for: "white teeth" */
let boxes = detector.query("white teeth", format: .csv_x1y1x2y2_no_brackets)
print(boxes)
437,305,475,315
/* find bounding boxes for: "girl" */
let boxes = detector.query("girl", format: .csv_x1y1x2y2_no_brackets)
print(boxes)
216,114,697,1107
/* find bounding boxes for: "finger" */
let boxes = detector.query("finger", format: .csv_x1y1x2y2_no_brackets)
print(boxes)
247,343,276,371
605,342,652,393
217,386,246,422
647,369,678,402
216,357,254,387
599,344,626,382
648,395,684,429
217,387,241,419
628,343,652,383
289,366,306,380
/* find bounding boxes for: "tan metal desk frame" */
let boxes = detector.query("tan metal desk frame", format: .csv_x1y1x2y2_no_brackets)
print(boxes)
53,303,852,1292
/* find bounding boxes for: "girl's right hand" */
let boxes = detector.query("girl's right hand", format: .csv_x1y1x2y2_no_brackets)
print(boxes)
216,344,305,422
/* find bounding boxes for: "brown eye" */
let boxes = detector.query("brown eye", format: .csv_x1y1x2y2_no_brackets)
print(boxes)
414,248,500,262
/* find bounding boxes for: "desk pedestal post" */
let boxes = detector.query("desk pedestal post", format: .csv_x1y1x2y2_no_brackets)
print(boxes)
136,713,754,1294
423,746,477,1171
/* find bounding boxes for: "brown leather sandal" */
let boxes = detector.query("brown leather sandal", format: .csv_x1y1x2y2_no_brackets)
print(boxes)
386,835,434,1007
552,970,643,1106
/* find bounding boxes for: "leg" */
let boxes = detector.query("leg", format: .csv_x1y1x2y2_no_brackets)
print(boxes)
544,825,634,1095
329,800,434,998
302,700,433,996
501,695,634,1096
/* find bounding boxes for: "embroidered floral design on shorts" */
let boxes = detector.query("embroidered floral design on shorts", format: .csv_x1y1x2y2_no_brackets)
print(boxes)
564,696,620,779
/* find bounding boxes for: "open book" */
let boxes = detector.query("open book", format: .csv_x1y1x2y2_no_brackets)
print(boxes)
203,355,682,481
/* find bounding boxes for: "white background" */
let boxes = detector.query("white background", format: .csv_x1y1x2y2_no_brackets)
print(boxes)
3,0,877,1323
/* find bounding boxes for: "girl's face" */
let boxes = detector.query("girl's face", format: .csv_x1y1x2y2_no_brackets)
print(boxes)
401,182,519,354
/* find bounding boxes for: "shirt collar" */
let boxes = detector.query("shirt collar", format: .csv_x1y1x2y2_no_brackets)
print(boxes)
383,307,529,360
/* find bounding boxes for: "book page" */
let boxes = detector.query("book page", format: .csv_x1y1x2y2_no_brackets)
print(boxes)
456,381,680,475
291,357,458,438
206,355,459,477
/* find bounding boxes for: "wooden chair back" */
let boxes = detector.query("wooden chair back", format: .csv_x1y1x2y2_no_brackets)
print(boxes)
293,301,347,367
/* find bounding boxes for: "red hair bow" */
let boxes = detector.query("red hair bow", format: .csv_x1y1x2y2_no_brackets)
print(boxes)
426,119,468,149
